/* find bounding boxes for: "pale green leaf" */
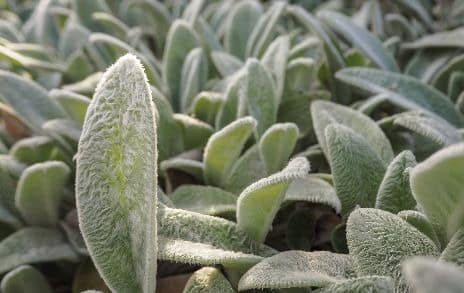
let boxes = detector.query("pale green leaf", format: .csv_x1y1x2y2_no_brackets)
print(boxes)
238,251,354,290
0,45,64,71
237,157,310,242
403,257,464,293
261,35,290,103
325,124,386,215
285,176,341,214
410,143,464,245
318,10,399,72
1,265,53,293
398,210,441,250
375,150,417,214
336,67,464,126
347,208,439,291
432,54,464,93
403,28,464,49
76,54,158,293
259,123,299,174
162,20,199,111
224,0,262,59
203,116,256,187
192,91,223,125
441,227,464,267
183,267,235,293
49,89,90,125
173,114,213,150
311,100,394,163
315,276,394,293
180,47,208,112
211,51,244,77
15,161,70,227
10,136,55,164
0,70,67,133
0,227,78,274
170,185,236,216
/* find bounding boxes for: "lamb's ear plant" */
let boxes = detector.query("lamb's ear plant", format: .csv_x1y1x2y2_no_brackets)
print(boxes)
76,54,158,293
3,1,464,292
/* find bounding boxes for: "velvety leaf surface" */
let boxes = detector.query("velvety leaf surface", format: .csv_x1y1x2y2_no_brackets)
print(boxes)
76,54,158,292
1,265,53,293
441,227,464,267
183,267,235,293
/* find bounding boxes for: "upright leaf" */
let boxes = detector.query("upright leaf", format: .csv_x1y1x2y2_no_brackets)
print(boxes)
441,227,464,267
203,116,256,187
325,124,386,215
15,161,70,227
76,54,158,292
237,157,310,242
410,143,464,245
347,208,439,291
183,267,235,293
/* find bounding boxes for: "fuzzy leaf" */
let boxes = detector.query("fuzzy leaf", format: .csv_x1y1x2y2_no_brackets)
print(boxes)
50,89,90,125
180,48,208,112
316,276,394,293
173,114,213,150
403,28,464,49
403,257,464,293
312,100,394,163
237,157,310,242
163,20,199,111
441,227,464,267
15,161,70,227
211,51,244,77
192,92,223,125
224,1,262,59
431,54,464,93
325,124,386,215
76,54,158,293
336,67,464,126
170,185,236,216
259,123,299,174
1,265,53,293
242,59,278,137
0,70,66,133
410,143,464,245
183,267,235,293
375,150,417,214
285,176,341,214
238,251,354,290
318,11,399,72
158,206,275,268
203,116,256,186
261,35,290,103
347,208,439,291
0,227,78,274
10,136,56,164
398,210,441,250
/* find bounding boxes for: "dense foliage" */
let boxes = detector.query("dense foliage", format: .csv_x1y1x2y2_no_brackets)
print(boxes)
0,0,464,292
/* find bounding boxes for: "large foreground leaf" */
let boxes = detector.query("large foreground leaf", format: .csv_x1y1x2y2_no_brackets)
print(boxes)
76,54,158,292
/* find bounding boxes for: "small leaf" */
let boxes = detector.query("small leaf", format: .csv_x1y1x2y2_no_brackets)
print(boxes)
158,206,275,268
162,20,199,111
316,276,394,293
183,267,235,293
318,10,399,72
393,111,462,147
410,143,464,245
238,251,354,290
192,91,223,125
431,54,464,93
180,48,208,112
170,185,236,216
440,227,464,267
403,257,464,293
211,51,244,77
225,1,262,59
261,35,290,103
402,28,464,49
285,176,341,214
325,124,386,215
49,89,90,125
237,157,310,242
1,265,53,293
398,210,441,250
243,59,278,137
347,208,439,291
259,123,299,174
203,116,256,187
0,70,66,133
0,227,78,274
0,45,64,71
375,150,417,214
76,54,158,292
15,161,70,226
173,114,213,150
312,100,394,163
10,136,56,164
336,67,464,126
246,1,286,58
